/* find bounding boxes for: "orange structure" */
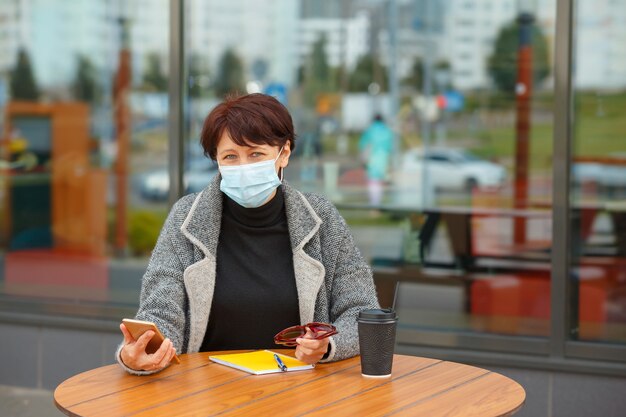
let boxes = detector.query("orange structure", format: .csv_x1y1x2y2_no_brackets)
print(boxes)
1,101,108,296
113,41,131,255
470,260,623,340
513,13,535,245
2,101,107,256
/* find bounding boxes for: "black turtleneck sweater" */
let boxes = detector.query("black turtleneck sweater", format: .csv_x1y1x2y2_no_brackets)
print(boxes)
200,187,300,351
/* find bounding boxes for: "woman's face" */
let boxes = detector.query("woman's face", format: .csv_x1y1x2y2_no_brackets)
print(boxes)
215,131,291,171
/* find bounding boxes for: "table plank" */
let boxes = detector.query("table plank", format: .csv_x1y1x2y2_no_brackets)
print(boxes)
55,353,526,417
64,361,249,417
63,353,355,417
392,372,526,417
302,360,489,416
54,353,210,410
217,355,440,417
128,355,370,417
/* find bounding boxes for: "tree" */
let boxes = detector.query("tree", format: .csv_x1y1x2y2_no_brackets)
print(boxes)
143,52,168,92
10,48,39,100
402,57,423,91
188,54,210,98
348,53,388,93
301,34,338,105
296,64,306,86
309,34,333,91
214,48,245,97
73,55,101,103
487,20,550,94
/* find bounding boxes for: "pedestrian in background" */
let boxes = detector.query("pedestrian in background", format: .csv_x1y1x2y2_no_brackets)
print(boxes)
359,114,393,206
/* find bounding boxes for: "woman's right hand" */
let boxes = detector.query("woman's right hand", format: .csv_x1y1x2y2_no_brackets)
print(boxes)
119,323,177,372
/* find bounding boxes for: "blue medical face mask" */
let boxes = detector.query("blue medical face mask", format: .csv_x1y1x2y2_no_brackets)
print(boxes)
219,147,284,208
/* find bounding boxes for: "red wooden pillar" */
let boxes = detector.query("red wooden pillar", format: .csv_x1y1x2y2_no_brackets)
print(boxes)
114,20,131,255
514,13,534,245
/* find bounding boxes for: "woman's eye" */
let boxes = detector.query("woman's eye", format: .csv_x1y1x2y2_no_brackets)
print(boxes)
251,152,263,158
223,154,236,160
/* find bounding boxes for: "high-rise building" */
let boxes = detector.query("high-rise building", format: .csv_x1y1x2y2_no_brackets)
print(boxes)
186,0,300,88
442,0,517,90
574,0,626,89
0,0,301,91
388,0,519,91
386,0,625,91
0,0,20,76
0,0,119,90
298,10,370,71
6,0,622,94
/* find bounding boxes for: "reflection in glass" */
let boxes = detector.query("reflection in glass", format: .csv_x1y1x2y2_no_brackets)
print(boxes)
6,0,614,349
138,0,565,342
0,1,170,316
292,0,555,341
570,0,626,344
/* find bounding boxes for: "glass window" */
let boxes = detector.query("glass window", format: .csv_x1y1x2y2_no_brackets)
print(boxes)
0,0,170,319
570,0,626,345
183,0,555,348
0,0,620,380
8,0,618,362
355,0,555,346
426,153,452,162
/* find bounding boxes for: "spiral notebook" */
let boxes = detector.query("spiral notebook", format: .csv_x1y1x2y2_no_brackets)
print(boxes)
209,350,314,375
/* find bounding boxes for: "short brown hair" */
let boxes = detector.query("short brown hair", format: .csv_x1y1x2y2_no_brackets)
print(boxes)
200,93,296,160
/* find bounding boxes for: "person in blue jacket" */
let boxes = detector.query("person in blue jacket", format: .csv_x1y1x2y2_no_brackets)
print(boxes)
359,114,394,205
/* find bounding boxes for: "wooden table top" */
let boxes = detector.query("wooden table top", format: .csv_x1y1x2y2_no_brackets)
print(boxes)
54,350,525,417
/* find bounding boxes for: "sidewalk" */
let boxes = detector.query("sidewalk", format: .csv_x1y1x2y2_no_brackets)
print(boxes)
0,385,60,417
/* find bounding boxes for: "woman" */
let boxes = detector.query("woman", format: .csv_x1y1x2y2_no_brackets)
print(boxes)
117,93,379,375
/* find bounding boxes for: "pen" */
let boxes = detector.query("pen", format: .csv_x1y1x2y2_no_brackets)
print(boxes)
273,353,288,372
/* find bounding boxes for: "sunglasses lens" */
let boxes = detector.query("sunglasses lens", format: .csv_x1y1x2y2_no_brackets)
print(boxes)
308,322,337,337
273,338,294,346
281,329,305,339
274,322,337,345
310,324,333,333
274,326,306,345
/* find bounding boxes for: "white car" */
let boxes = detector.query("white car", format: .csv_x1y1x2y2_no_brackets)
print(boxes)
393,148,507,192
140,157,218,201
572,155,626,191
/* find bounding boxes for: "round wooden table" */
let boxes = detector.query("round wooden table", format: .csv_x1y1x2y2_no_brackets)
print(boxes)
54,351,525,416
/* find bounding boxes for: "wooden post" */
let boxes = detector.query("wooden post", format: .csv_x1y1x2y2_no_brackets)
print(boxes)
113,19,131,256
514,13,534,245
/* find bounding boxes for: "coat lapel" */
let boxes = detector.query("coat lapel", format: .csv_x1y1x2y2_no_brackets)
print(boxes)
180,176,223,352
283,185,326,324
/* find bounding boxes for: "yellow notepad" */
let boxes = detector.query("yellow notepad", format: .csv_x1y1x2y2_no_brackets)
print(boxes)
209,350,315,375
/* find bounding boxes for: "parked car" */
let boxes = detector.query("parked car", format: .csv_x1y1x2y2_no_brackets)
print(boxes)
139,156,218,201
572,155,626,193
392,147,507,193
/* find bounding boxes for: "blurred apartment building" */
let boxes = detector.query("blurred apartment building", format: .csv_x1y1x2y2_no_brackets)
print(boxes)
0,0,298,89
1,0,626,94
574,0,626,89
0,0,169,90
185,0,300,88
383,0,626,91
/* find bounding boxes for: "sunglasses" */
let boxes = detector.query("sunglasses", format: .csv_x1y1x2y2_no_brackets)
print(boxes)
273,322,338,346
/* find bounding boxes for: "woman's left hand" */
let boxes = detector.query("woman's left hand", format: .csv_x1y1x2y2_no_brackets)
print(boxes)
295,327,331,364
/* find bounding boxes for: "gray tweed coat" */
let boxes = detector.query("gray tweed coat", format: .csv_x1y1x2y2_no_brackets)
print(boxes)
117,175,380,375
